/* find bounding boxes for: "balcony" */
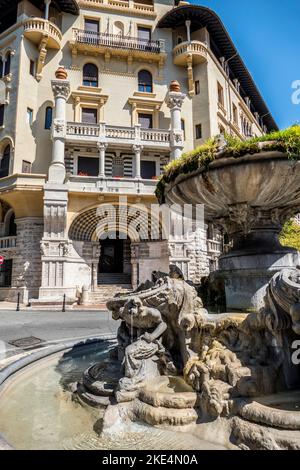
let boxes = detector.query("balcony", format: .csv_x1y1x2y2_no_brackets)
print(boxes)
23,18,62,81
207,239,223,255
77,0,156,17
70,29,166,65
0,236,17,252
23,18,62,50
173,41,208,66
67,176,157,196
66,123,171,150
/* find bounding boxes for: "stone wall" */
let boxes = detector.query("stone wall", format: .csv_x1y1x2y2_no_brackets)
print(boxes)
10,217,44,302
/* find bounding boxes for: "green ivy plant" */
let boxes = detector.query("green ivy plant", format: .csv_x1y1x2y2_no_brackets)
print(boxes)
279,219,300,252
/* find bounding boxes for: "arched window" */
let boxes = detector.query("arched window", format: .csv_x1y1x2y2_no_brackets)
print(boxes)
114,21,124,36
8,212,16,236
138,70,153,93
4,52,11,76
83,63,98,87
45,106,53,130
0,145,10,178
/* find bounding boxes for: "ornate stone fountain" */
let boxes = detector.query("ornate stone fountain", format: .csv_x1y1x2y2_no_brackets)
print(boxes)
74,86,300,448
163,148,300,311
74,265,300,449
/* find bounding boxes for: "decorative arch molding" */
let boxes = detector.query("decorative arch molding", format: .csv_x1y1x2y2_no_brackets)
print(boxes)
0,137,14,178
68,204,164,243
0,136,14,156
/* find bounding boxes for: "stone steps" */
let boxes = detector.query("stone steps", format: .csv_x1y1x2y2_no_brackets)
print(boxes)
98,273,132,284
89,284,132,304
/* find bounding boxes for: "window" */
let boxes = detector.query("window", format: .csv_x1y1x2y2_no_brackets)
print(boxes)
0,145,10,178
114,21,124,36
0,105,4,127
27,108,33,125
78,156,99,177
195,80,200,95
44,106,53,130
138,70,153,93
138,113,153,129
232,103,238,124
0,57,3,79
83,63,98,87
84,19,99,33
22,160,32,174
195,124,202,140
82,108,98,124
137,27,151,43
0,259,12,288
217,82,224,106
29,60,35,76
8,212,17,236
181,119,185,140
4,52,11,76
141,161,156,179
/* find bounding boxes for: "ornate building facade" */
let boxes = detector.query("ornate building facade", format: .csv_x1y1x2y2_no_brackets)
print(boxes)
0,0,277,304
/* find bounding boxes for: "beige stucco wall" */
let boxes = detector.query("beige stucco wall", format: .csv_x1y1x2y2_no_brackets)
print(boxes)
0,0,266,189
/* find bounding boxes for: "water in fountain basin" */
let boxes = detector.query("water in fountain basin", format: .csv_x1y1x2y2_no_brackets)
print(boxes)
0,340,225,450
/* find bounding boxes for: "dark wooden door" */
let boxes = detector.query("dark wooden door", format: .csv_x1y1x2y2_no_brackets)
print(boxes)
99,239,124,273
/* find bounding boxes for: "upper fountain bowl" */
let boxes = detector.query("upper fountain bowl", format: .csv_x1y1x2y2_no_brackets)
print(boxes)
163,151,300,226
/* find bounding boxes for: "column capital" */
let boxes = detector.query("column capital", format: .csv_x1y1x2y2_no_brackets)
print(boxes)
51,79,70,100
97,141,108,151
166,91,186,110
132,144,143,153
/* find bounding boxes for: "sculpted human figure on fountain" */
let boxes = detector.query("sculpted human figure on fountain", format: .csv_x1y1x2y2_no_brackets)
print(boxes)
113,296,171,401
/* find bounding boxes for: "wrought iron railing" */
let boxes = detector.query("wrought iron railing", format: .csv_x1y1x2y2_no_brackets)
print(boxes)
72,29,162,54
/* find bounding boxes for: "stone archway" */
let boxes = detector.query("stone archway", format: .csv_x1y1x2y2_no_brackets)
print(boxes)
68,203,169,290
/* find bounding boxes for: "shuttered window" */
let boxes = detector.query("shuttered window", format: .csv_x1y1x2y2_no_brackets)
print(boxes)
84,19,99,33
82,108,98,124
138,113,153,129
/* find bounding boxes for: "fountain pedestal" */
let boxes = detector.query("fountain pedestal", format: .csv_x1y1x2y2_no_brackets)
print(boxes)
219,226,300,311
163,150,300,312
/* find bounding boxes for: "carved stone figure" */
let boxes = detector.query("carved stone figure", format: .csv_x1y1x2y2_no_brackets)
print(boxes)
75,268,300,449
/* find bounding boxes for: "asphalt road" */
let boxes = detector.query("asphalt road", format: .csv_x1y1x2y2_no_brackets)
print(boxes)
0,310,118,361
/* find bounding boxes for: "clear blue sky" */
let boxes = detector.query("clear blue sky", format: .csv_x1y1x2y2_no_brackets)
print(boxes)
190,0,300,129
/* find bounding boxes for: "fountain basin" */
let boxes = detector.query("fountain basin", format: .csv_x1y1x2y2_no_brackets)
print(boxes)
139,376,200,409
164,151,300,310
0,341,229,450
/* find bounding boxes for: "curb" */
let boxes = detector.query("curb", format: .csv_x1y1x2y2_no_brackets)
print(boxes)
0,334,117,388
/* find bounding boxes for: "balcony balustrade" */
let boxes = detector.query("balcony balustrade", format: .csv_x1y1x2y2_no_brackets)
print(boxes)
207,239,223,255
66,122,171,149
77,0,156,17
23,18,62,81
23,18,62,49
0,236,17,251
173,41,208,66
70,29,166,64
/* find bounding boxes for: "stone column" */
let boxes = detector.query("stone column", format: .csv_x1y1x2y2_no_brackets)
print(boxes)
44,0,51,20
133,144,143,179
97,141,107,178
185,20,191,42
166,81,186,160
49,67,70,184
